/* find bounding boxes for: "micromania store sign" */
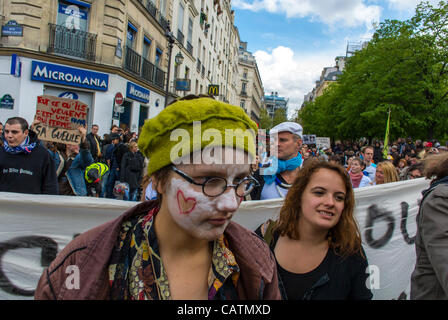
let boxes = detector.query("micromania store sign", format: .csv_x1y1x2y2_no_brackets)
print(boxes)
31,61,109,91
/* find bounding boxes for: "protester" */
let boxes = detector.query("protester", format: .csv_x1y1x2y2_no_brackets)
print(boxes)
251,121,303,200
349,157,371,188
120,141,145,201
361,146,376,179
0,117,58,194
85,162,109,197
86,124,103,162
371,161,399,185
57,127,93,196
396,158,408,178
105,133,128,198
373,141,383,164
35,96,281,300
404,162,424,180
0,122,3,148
411,152,448,299
255,160,372,300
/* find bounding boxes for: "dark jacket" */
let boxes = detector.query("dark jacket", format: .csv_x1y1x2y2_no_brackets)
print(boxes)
85,132,102,162
411,177,448,300
34,200,281,300
0,131,58,195
120,150,144,190
255,221,373,300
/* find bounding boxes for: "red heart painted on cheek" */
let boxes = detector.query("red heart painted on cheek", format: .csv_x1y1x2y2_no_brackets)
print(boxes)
177,190,197,215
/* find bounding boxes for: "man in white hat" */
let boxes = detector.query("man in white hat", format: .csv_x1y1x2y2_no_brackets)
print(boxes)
250,121,303,200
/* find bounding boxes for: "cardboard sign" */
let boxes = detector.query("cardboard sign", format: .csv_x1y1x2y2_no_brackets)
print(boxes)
316,137,331,149
35,95,87,145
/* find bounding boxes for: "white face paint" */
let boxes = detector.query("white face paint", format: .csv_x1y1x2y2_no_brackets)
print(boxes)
164,149,250,241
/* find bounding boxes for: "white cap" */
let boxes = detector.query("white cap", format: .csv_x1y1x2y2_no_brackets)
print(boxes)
270,122,303,139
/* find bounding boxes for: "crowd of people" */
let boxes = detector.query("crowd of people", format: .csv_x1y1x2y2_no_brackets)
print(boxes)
0,119,145,201
299,137,446,189
1,95,447,300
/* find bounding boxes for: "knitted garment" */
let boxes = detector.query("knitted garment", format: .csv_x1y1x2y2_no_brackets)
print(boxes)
138,98,258,176
263,154,303,185
2,136,37,155
350,171,364,188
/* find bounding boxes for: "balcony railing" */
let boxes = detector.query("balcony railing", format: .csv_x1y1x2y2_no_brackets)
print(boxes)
124,47,166,90
125,46,141,75
146,0,157,19
186,41,193,56
155,68,165,89
48,23,97,61
177,30,184,46
142,58,155,83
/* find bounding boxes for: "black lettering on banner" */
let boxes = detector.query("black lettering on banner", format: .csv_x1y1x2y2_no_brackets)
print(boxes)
0,236,58,296
400,202,416,245
364,204,395,249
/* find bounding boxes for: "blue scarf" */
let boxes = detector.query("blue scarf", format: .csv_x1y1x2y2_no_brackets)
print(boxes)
2,136,37,155
262,154,303,185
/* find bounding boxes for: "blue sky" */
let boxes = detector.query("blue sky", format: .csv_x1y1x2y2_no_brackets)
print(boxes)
232,0,440,118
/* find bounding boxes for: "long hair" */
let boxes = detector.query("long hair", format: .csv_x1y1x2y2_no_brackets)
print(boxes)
274,159,363,258
376,161,399,184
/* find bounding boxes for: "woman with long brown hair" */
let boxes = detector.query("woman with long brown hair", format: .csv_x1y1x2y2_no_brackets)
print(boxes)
256,159,372,300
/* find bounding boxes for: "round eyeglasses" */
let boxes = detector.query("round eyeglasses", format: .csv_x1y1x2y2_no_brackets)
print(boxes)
170,166,259,197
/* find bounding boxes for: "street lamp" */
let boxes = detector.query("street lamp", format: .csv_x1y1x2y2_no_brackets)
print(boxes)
174,52,184,80
175,52,184,66
164,23,175,108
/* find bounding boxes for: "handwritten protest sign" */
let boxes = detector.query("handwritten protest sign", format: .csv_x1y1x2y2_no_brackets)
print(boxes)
316,137,331,149
34,95,88,145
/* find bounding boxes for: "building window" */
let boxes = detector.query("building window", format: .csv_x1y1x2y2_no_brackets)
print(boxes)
127,22,138,49
178,2,184,34
143,36,151,60
57,0,90,32
240,100,245,108
155,48,162,68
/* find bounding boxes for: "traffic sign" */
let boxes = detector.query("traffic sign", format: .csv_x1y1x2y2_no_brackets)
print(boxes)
114,92,124,106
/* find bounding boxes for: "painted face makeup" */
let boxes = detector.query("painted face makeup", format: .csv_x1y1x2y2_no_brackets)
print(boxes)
164,149,250,241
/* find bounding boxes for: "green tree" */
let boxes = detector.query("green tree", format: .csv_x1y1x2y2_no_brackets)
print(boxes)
299,1,448,141
258,107,272,129
272,107,288,127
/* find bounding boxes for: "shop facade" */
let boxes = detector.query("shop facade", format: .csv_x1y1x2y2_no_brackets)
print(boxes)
0,55,165,136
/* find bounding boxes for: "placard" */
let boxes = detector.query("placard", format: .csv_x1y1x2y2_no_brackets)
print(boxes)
34,95,88,145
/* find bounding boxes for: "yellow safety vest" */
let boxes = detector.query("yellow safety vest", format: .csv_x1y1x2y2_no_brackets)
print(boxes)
85,162,109,183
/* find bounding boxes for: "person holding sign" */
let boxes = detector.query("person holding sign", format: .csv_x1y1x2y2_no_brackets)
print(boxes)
35,96,280,300
0,117,58,195
255,160,372,300
57,126,94,196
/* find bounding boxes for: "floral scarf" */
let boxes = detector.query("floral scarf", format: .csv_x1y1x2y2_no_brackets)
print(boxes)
108,207,240,300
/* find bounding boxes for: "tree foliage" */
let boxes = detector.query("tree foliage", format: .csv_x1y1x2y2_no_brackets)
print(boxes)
272,107,288,127
299,1,448,141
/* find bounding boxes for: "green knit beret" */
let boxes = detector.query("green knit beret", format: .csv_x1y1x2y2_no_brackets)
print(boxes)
138,97,258,176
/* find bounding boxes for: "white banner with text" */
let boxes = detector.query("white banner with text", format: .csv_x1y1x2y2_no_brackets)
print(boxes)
0,178,428,300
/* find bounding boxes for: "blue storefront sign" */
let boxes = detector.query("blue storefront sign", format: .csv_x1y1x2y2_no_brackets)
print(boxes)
126,82,150,104
31,61,109,91
175,79,191,91
2,20,23,37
